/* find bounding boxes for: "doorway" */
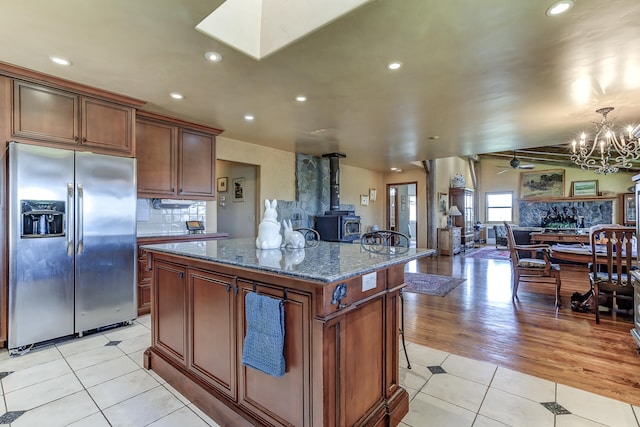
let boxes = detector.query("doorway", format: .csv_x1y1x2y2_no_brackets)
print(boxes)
387,182,417,246
216,160,259,238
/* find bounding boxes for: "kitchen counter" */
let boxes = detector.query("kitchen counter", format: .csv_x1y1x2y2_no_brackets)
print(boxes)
142,237,432,283
136,231,228,241
142,239,432,426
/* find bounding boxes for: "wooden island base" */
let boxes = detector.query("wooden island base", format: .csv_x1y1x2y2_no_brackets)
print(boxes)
144,347,409,426
141,240,429,427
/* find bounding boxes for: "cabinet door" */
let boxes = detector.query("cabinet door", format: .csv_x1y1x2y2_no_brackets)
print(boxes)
12,80,79,145
137,251,151,316
136,119,177,197
188,270,236,398
153,261,187,366
343,295,386,426
237,281,311,426
81,97,133,154
178,128,216,198
438,229,449,251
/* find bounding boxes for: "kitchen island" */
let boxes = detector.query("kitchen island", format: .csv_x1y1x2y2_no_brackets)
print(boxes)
142,238,432,426
135,232,228,315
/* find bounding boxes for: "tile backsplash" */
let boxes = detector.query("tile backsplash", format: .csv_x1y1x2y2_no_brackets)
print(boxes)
136,198,207,235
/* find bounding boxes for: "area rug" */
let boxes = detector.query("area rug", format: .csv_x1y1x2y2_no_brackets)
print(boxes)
464,247,510,260
403,273,466,297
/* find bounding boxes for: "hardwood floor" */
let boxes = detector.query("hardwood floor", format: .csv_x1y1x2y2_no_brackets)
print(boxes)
404,249,640,407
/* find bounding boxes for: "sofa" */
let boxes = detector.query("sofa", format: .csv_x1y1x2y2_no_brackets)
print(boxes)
493,225,545,249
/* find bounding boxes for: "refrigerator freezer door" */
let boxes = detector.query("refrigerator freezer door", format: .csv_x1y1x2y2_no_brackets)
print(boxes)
8,143,75,349
74,152,137,333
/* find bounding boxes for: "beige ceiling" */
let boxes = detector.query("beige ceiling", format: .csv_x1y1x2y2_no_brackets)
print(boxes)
2,0,640,173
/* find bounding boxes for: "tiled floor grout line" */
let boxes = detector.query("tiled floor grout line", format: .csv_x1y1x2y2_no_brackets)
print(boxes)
472,357,498,427
59,332,120,426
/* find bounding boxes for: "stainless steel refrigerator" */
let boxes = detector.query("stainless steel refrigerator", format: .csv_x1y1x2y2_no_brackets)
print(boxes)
8,142,137,351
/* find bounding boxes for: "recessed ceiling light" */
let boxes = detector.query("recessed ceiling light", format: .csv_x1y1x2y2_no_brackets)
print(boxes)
546,0,574,16
204,51,222,62
50,56,71,66
169,92,184,100
387,61,402,70
244,114,254,121
295,95,307,102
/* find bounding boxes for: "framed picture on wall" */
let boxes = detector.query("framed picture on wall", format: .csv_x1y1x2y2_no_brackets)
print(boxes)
217,177,228,193
519,169,565,199
438,192,448,212
570,180,598,197
233,177,245,202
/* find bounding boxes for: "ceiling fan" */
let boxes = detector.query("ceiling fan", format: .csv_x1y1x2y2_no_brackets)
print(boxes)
497,151,535,174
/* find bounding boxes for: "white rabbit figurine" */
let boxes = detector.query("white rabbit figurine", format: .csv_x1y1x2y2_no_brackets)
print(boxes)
282,219,305,249
256,248,283,268
283,248,305,270
256,199,282,249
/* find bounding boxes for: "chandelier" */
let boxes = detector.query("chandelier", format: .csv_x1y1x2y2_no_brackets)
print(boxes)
570,107,640,175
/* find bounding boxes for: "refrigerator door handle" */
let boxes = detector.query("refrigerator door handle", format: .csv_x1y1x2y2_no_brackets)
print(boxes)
77,183,84,255
67,183,74,256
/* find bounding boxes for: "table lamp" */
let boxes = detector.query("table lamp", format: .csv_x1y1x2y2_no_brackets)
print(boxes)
447,205,462,228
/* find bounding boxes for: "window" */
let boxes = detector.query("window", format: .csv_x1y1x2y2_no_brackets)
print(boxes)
486,192,513,222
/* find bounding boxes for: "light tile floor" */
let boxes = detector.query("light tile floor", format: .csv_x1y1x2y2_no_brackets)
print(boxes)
0,315,637,426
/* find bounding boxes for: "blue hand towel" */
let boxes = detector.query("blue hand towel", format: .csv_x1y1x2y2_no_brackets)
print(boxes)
242,292,286,377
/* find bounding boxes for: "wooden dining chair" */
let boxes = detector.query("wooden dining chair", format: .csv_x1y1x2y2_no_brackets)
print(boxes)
589,225,636,324
504,222,562,307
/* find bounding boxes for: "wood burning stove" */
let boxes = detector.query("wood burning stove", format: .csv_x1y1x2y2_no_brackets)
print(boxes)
315,153,361,242
316,210,361,242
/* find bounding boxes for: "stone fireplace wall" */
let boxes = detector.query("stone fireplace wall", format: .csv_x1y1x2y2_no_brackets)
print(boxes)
518,200,613,228
276,153,355,229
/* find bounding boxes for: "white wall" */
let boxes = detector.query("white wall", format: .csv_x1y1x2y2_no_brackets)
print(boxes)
339,163,384,232
209,136,386,234
207,136,295,232
216,161,258,238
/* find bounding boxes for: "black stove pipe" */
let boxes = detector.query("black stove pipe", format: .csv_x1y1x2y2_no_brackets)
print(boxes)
322,152,346,211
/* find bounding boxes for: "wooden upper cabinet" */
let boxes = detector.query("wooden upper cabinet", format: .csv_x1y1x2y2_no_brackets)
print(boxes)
81,97,133,154
13,81,78,144
178,128,215,197
136,111,222,200
12,80,134,156
136,118,177,196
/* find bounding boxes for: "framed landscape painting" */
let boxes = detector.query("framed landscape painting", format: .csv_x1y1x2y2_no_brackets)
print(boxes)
570,180,598,197
519,169,565,199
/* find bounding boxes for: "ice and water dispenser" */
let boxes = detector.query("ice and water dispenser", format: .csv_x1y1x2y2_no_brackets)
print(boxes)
21,200,65,237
